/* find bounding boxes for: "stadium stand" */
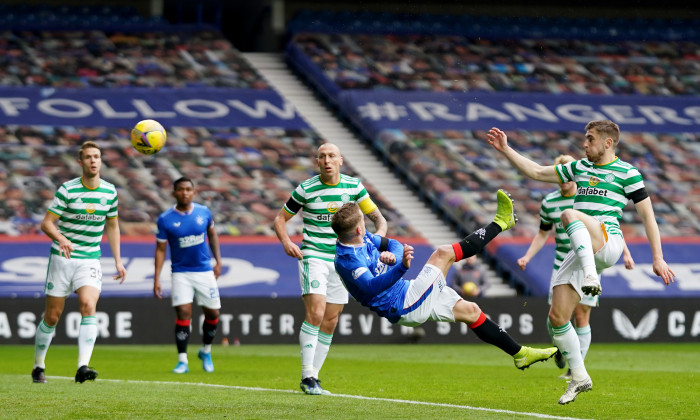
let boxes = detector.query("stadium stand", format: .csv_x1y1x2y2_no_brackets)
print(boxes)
0,29,270,89
0,4,418,240
289,32,700,96
0,125,419,238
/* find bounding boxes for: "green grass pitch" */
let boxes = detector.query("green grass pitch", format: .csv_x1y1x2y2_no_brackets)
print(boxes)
1,343,698,419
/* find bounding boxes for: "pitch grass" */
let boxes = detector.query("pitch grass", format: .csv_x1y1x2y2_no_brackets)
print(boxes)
1,343,698,419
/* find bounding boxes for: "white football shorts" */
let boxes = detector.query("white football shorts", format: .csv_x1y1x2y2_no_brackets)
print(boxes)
548,270,599,307
398,264,461,327
552,230,624,300
171,271,221,309
45,254,103,297
298,257,349,304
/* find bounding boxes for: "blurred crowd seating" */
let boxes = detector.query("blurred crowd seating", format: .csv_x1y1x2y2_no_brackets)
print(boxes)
0,125,419,238
0,29,269,89
291,32,700,96
375,128,700,238
0,11,418,239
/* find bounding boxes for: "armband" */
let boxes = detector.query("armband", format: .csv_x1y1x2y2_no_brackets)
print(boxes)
379,236,389,252
628,188,649,204
284,197,302,214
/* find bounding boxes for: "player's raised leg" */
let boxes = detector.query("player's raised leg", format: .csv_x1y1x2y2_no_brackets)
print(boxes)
561,210,604,296
453,301,557,369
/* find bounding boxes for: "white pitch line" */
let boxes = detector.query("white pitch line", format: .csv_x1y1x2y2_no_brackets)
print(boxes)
45,376,590,420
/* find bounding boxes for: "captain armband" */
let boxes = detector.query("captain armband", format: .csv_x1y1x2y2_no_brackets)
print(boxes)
379,236,389,252
628,188,649,204
284,197,302,214
358,197,378,215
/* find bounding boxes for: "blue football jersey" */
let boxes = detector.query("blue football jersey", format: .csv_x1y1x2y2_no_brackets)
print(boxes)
156,203,214,273
334,232,410,323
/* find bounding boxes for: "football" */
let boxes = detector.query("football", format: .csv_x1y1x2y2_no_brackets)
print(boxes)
130,119,166,155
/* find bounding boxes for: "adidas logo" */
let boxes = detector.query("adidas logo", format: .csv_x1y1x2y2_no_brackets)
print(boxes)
314,197,323,202
576,245,585,251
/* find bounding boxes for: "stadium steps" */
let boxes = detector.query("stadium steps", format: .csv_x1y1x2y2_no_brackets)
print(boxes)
244,52,516,297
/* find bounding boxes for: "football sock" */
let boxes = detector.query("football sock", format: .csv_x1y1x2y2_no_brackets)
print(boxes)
576,324,592,360
452,222,502,262
300,321,319,379
175,319,191,355
468,311,521,356
312,331,333,378
566,221,597,279
202,317,219,346
34,319,56,369
552,321,588,381
77,316,97,368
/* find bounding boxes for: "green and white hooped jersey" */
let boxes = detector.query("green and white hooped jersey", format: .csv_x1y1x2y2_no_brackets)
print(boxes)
539,190,575,271
285,174,370,262
47,177,118,259
555,157,644,237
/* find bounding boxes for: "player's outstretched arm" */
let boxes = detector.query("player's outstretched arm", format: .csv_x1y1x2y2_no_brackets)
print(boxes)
635,197,675,284
486,127,560,184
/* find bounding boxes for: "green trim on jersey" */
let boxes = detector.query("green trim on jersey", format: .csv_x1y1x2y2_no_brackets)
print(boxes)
285,174,370,259
47,177,118,259
555,157,641,236
539,190,575,271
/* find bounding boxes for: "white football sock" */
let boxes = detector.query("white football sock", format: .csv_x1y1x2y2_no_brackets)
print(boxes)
34,319,56,369
552,321,589,381
576,325,592,361
77,316,97,368
312,331,333,379
299,321,319,379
